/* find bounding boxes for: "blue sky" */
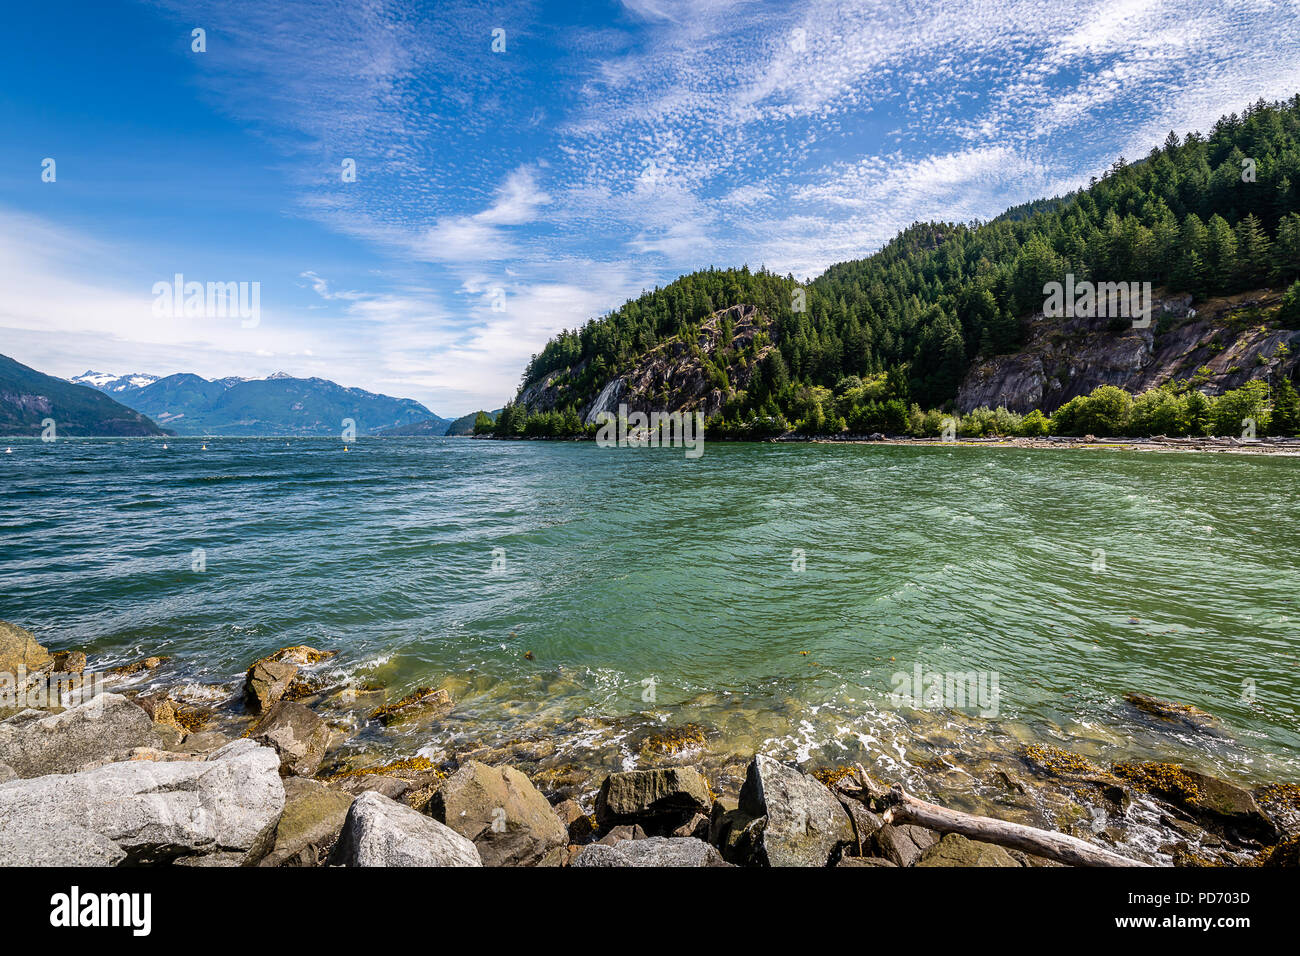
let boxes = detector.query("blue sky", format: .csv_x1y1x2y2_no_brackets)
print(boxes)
2,0,1298,415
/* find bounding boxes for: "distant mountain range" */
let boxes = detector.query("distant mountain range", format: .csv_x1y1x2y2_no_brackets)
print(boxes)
377,409,501,436
0,355,167,437
68,369,450,437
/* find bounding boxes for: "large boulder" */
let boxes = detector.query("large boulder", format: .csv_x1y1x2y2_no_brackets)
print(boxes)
0,738,285,864
738,755,854,867
429,761,567,866
250,701,332,776
245,660,299,715
0,821,127,867
0,621,50,675
258,778,355,867
0,693,161,778
329,791,481,867
571,836,731,867
916,833,1020,867
594,767,713,831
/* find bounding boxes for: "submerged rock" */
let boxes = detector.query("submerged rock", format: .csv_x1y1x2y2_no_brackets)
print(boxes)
1123,692,1222,735
329,791,481,867
250,701,332,777
738,754,854,867
0,738,285,864
1113,761,1278,843
571,836,731,867
368,686,453,726
0,693,161,778
106,655,170,677
430,761,567,866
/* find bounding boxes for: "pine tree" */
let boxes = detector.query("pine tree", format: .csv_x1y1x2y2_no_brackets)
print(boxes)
1270,375,1300,436
1233,214,1271,289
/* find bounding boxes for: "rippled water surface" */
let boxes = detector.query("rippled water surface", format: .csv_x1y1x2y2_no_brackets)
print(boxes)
3,437,1298,812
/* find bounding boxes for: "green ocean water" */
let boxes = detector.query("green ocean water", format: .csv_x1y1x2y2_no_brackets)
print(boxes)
3,437,1298,802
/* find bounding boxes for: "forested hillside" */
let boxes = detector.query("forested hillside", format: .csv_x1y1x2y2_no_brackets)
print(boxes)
505,96,1300,438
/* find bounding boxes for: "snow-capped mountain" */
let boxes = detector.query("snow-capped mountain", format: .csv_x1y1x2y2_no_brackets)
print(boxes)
69,371,161,393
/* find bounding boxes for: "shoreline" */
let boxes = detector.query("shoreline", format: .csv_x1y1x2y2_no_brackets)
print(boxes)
4,623,1297,868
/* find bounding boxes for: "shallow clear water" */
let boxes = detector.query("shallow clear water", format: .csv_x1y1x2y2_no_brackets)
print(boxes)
3,437,1298,806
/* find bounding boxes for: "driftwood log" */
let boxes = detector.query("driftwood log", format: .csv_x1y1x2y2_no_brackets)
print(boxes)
840,765,1147,868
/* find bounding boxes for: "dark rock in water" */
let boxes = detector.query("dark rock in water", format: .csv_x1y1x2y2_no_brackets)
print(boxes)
50,651,86,674
0,738,284,865
1253,784,1300,840
0,620,50,675
250,701,332,777
259,777,355,867
598,824,646,845
738,754,854,867
244,660,298,715
1258,836,1300,867
0,693,161,777
873,822,938,867
1113,762,1279,844
1124,692,1223,735
571,836,731,867
106,655,170,677
595,767,713,830
368,686,452,726
916,833,1020,867
329,791,480,867
252,645,335,668
429,760,568,866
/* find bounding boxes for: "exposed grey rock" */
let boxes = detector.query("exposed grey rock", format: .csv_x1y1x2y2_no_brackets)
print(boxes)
0,821,127,866
0,620,50,675
244,660,298,714
0,763,14,784
251,701,332,776
738,754,854,867
0,693,161,778
429,761,567,866
0,737,285,864
873,822,938,867
595,767,713,829
329,791,481,867
572,836,731,867
331,774,411,800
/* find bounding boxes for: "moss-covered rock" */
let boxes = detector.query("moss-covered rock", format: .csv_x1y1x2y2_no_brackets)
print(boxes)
916,833,1020,867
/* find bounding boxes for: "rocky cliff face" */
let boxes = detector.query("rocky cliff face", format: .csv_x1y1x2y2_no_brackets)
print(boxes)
519,304,777,422
957,289,1300,414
